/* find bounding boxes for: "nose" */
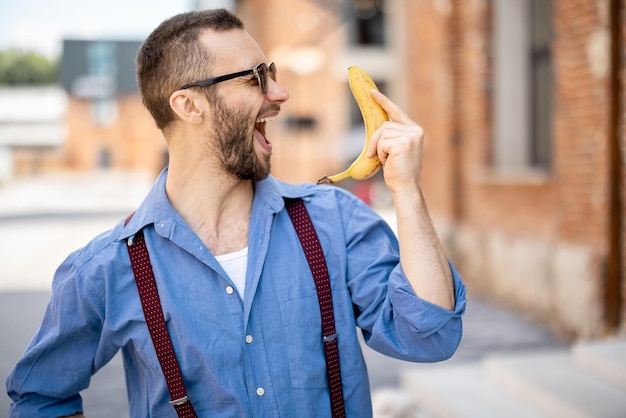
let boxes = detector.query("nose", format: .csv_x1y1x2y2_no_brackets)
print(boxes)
265,79,289,104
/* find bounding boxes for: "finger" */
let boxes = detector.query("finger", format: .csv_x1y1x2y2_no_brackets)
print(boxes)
366,122,397,159
367,124,382,158
371,89,415,125
370,125,425,165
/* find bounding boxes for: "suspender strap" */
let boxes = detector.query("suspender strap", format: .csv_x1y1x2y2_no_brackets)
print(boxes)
285,198,346,418
126,228,198,418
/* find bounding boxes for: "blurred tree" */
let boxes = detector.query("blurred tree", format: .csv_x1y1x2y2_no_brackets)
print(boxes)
0,49,57,85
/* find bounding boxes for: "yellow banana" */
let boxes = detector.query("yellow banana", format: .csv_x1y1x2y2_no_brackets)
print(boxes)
317,66,388,185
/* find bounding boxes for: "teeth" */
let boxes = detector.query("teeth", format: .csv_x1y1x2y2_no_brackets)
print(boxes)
255,116,276,123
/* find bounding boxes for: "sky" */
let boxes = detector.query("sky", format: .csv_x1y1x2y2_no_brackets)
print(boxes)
0,0,196,59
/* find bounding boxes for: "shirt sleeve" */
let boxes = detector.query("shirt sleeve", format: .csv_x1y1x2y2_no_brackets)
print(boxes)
342,195,467,363
5,252,106,417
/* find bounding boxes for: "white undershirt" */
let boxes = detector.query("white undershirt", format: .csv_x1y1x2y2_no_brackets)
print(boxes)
215,247,248,299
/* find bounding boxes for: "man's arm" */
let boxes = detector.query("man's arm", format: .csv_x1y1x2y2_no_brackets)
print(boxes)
368,89,454,310
7,255,104,418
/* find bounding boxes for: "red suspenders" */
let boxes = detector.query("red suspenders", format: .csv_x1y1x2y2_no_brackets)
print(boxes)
125,198,346,417
285,198,346,418
126,229,198,418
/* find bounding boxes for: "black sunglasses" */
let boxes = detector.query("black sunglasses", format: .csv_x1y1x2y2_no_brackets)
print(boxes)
179,62,277,94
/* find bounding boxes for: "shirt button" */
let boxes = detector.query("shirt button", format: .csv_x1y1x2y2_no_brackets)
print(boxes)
245,335,253,344
256,387,265,396
226,286,234,295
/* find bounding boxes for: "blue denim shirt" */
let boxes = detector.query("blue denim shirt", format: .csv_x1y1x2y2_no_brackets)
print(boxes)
6,168,466,418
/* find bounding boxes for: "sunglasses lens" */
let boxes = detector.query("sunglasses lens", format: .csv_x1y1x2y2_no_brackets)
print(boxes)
254,64,265,94
268,62,277,81
261,65,268,94
256,63,276,95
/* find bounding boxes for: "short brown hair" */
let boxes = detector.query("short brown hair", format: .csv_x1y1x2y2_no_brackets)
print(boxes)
136,9,244,130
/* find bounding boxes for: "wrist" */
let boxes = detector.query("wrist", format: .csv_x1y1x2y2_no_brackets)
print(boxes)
390,183,423,205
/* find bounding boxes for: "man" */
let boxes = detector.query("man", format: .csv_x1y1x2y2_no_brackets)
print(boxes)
6,8,466,418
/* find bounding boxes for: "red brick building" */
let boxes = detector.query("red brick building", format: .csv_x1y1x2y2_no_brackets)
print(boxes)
403,0,624,340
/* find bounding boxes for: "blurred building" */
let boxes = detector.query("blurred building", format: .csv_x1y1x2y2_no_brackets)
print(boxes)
59,39,166,174
0,86,67,179
237,0,625,339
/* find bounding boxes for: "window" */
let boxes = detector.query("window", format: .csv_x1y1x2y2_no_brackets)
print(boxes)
529,0,553,168
346,0,386,46
492,0,553,171
87,42,118,126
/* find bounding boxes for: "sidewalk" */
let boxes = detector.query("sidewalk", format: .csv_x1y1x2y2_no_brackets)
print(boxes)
0,170,154,292
0,171,568,418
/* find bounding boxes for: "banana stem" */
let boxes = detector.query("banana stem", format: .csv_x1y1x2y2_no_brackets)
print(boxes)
317,170,351,185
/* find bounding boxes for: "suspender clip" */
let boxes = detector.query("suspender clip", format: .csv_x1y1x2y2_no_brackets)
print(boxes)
169,396,189,406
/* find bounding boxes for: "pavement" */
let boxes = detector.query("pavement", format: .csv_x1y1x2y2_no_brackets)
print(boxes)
0,171,567,418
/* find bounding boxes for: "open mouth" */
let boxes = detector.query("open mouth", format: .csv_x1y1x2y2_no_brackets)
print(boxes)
254,116,276,152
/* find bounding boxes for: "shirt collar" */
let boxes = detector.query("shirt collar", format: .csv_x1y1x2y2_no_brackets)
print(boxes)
119,167,316,240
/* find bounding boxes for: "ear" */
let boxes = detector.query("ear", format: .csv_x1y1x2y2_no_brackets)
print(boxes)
169,90,205,124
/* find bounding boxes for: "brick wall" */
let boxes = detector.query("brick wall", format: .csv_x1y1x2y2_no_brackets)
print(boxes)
553,0,611,247
402,0,623,338
405,0,458,220
618,0,625,334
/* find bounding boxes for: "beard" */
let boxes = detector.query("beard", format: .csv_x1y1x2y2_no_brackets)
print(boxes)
208,93,271,182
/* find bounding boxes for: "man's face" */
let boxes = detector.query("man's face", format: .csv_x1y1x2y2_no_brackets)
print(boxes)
199,29,288,182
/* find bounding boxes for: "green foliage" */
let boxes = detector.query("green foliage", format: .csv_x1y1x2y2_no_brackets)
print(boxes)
0,49,57,85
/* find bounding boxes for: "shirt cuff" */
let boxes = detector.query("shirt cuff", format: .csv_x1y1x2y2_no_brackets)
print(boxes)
389,261,467,338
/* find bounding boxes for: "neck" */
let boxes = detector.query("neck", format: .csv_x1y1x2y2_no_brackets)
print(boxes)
165,155,254,255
